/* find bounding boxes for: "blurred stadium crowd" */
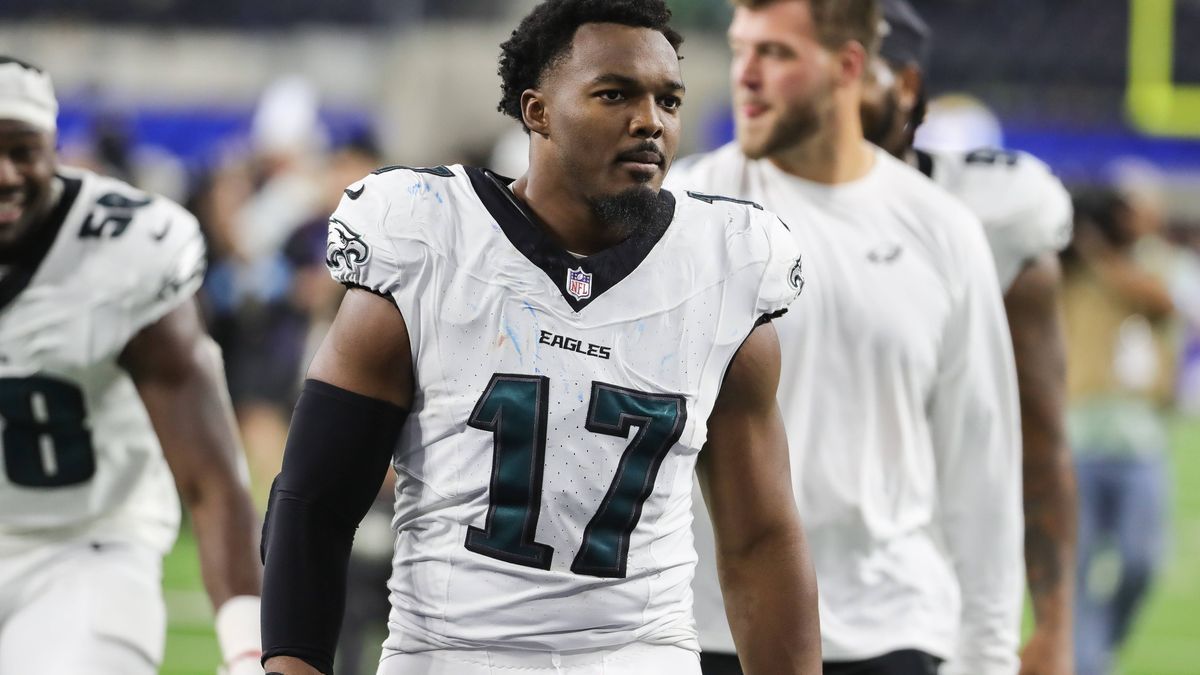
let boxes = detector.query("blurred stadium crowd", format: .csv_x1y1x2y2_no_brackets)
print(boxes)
2,0,1198,673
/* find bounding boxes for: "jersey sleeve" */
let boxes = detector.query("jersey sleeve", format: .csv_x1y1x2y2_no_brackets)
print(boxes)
325,169,444,349
929,205,1024,675
951,150,1073,289
753,208,806,319
125,198,208,331
326,172,404,295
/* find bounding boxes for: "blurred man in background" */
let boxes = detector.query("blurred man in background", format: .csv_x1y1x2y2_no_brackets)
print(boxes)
260,1,820,674
859,2,1077,673
0,57,262,674
1062,188,1176,675
194,76,335,508
668,0,1022,673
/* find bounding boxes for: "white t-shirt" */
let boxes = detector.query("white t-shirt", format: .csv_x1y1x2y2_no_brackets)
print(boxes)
325,164,804,654
0,166,206,555
915,148,1073,291
667,143,1023,674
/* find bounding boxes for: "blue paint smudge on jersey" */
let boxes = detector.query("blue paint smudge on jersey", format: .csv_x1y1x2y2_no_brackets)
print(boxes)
659,353,676,372
505,323,523,358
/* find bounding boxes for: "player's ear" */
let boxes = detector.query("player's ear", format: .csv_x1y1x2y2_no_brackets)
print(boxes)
522,89,550,137
836,40,868,88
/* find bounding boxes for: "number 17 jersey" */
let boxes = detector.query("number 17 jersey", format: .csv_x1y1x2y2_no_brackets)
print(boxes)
326,165,804,653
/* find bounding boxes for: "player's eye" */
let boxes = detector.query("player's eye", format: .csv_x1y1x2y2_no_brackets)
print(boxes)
659,96,682,111
8,146,33,163
597,90,625,102
760,43,795,60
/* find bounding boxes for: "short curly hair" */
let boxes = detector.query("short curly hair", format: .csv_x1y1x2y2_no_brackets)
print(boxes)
497,0,683,129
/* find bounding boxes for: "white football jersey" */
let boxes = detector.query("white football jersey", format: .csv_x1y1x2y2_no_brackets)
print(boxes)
325,164,804,653
0,167,206,555
668,144,1022,674
915,148,1073,290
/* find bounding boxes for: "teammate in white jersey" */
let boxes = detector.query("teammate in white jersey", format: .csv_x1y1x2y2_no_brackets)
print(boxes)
666,1,1022,673
0,58,263,674
860,2,1076,673
259,2,820,674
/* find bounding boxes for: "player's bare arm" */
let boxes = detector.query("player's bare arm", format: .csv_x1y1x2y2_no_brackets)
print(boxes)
1005,254,1075,675
698,321,821,675
262,288,412,675
121,298,263,672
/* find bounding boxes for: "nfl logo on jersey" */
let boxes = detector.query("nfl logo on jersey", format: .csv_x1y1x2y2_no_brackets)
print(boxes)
566,267,592,301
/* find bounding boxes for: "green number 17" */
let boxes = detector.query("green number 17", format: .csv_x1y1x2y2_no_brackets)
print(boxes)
465,374,687,579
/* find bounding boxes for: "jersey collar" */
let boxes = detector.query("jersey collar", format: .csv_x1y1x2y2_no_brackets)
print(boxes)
0,174,82,313
466,167,676,313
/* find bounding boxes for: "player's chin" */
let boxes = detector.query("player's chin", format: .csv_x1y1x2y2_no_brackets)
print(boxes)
735,120,772,158
614,164,662,188
0,208,31,243
736,132,772,160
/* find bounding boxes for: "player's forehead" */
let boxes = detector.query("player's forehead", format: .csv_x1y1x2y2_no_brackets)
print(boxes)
0,118,51,143
553,22,682,89
729,2,816,48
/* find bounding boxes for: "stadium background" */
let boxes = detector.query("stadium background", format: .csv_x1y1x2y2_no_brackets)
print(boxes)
2,0,1198,673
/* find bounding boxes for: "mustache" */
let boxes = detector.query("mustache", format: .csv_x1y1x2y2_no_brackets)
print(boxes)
615,142,666,166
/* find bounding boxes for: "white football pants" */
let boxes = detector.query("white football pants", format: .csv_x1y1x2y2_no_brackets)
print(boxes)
378,642,701,675
0,537,164,674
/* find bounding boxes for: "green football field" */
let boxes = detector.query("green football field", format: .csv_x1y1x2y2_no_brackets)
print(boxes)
160,418,1200,675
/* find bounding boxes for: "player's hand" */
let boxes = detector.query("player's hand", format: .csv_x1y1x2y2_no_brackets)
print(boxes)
1019,628,1073,675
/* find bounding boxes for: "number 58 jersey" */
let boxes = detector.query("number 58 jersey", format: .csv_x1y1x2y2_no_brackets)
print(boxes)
327,165,804,653
0,167,206,554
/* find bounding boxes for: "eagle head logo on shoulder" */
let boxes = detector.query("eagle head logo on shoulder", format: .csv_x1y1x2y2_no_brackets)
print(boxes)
327,218,371,277
788,256,805,294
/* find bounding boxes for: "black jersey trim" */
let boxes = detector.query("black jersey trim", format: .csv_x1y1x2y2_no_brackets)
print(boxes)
755,309,787,327
464,167,676,313
915,149,935,179
339,281,399,307
0,175,83,313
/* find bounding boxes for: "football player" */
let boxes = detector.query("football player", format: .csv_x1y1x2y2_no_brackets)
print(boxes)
260,1,820,674
0,58,263,674
861,2,1076,673
667,1,1022,673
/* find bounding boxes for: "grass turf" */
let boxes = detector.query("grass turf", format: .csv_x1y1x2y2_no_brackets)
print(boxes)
159,418,1200,674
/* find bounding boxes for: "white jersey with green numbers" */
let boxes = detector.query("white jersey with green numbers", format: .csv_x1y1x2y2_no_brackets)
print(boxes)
0,167,206,555
325,164,804,654
915,148,1073,290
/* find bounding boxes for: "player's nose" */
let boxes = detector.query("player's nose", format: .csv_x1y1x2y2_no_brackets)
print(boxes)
732,53,762,91
628,96,665,140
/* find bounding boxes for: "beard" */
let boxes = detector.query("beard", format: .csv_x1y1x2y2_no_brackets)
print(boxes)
736,79,834,160
738,102,821,160
862,87,901,149
586,185,674,238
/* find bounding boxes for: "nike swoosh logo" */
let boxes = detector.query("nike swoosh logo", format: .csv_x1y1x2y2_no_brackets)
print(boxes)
345,185,365,200
867,244,903,263
152,219,173,241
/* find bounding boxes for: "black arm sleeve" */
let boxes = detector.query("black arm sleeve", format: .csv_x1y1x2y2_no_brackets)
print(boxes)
260,379,407,674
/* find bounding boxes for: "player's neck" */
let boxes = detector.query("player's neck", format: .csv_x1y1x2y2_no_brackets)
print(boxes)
510,172,629,256
769,107,874,185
